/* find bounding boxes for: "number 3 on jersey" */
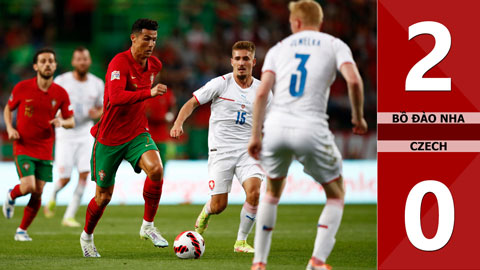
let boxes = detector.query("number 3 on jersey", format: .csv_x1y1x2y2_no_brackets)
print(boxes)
290,53,310,97
236,111,246,125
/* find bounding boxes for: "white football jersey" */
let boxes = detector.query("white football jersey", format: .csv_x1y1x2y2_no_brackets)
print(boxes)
54,72,104,140
193,73,272,153
262,30,355,130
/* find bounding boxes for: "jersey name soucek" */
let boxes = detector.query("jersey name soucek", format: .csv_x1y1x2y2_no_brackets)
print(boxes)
193,73,269,151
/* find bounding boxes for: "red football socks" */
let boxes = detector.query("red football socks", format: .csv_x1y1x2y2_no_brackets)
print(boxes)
84,198,106,234
10,184,23,200
19,197,41,230
143,176,163,222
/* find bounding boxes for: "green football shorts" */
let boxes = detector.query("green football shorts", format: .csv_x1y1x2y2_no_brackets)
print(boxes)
90,132,159,188
14,155,53,182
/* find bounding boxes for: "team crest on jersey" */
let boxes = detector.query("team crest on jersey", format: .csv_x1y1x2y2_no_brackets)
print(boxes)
208,180,215,190
241,104,245,109
150,73,154,84
111,70,120,81
24,105,33,117
9,94,13,101
51,99,57,108
23,163,30,171
99,170,106,181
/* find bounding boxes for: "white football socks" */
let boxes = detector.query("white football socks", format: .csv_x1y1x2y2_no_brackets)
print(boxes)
237,202,258,241
64,181,86,220
312,198,344,263
253,194,279,265
81,230,93,241
142,220,154,227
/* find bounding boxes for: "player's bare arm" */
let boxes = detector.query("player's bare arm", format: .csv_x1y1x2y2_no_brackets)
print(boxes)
340,62,368,135
170,97,199,139
248,71,275,160
151,83,167,97
49,116,75,129
3,106,20,140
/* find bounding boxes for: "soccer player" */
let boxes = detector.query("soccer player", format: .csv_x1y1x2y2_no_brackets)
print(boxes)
248,1,368,269
79,18,168,257
170,41,272,253
43,46,104,227
2,48,75,241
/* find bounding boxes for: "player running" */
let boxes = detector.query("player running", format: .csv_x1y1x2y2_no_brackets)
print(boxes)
170,41,272,253
80,18,169,257
44,46,104,227
2,48,75,241
248,1,368,269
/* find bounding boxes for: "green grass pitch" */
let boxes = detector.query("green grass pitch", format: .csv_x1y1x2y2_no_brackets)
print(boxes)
0,204,376,270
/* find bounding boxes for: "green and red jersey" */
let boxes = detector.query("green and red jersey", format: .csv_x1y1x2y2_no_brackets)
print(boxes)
8,77,73,160
91,49,162,146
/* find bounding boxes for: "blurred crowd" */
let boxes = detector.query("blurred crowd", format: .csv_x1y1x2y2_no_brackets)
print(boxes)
0,0,377,160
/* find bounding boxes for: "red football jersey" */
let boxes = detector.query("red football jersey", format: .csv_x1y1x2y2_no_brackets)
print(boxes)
8,77,73,160
145,89,176,142
91,49,162,145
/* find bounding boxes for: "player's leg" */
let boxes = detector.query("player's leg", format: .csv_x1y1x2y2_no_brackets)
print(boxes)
80,139,123,257
195,193,228,234
306,177,344,270
138,150,163,224
4,155,38,219
15,157,52,241
195,151,234,235
252,177,286,268
44,177,70,218
45,139,74,217
63,138,91,226
128,133,168,247
81,184,113,257
62,171,88,227
252,128,292,268
137,151,168,247
235,152,264,252
15,178,46,241
301,132,343,270
3,175,35,219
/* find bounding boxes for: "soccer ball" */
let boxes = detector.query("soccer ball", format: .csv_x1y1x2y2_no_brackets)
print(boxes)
173,231,205,259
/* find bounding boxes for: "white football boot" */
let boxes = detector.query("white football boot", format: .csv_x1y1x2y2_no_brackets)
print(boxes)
140,225,169,247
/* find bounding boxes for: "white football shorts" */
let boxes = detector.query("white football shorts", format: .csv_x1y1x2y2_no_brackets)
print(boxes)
207,149,265,195
260,126,342,184
55,136,94,179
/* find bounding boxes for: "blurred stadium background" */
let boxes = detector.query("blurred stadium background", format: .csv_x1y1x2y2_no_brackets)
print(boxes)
0,0,377,206
0,1,376,269
0,0,376,161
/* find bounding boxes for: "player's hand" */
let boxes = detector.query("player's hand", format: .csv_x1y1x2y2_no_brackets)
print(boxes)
151,84,167,97
49,118,63,128
352,117,368,135
88,108,102,119
6,127,20,140
248,136,262,160
170,124,184,139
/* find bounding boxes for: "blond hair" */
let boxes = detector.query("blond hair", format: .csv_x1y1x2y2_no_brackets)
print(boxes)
232,41,256,56
288,0,323,27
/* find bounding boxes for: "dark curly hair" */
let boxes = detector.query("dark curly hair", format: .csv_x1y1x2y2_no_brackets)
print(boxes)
131,18,158,34
33,48,56,64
